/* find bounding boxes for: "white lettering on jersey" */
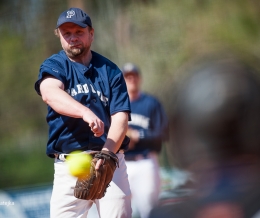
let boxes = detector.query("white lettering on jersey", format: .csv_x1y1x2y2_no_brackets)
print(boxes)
71,88,77,96
67,83,108,105
90,84,96,93
129,114,150,129
76,84,84,93
83,84,89,93
97,90,108,104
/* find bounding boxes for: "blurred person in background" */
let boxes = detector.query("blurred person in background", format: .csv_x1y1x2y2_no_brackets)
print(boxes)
149,56,260,218
122,63,169,218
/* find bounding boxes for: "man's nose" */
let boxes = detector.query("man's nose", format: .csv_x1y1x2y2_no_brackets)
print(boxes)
70,34,78,42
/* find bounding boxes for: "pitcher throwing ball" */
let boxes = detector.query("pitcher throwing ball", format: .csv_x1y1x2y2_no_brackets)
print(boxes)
34,7,132,218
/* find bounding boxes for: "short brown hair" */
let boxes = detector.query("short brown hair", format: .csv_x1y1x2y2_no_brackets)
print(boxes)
54,26,93,38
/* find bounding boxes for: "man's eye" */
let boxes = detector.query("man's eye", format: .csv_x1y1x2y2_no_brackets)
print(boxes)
77,31,84,35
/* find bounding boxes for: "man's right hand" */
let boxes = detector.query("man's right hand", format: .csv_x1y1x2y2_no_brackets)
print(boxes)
82,110,104,137
126,128,140,150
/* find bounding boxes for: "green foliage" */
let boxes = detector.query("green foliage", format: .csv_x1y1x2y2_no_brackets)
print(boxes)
91,0,260,95
1,151,53,189
1,0,260,188
0,136,53,189
0,29,47,138
0,28,50,188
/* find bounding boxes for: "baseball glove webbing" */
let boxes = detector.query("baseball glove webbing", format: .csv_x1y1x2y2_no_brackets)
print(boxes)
74,150,119,200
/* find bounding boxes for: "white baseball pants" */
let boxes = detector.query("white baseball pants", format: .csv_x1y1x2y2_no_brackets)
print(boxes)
126,153,161,218
50,152,132,218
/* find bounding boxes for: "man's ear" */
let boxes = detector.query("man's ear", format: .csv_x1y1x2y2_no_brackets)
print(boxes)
89,27,94,41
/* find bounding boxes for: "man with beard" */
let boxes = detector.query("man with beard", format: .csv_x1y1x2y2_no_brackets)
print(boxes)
34,8,132,218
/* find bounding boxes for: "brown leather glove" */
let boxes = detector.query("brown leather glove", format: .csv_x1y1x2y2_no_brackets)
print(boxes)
74,150,119,200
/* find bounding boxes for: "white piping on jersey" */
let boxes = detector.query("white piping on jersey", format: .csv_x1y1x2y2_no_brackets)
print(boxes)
128,113,150,129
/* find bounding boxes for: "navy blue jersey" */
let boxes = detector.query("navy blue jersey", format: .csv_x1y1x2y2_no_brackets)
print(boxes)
35,50,131,157
126,93,168,156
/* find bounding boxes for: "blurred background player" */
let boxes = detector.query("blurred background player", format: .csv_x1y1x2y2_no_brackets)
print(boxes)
122,63,169,218
149,55,260,218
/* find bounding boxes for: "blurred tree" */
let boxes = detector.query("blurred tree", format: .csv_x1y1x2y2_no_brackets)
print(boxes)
67,0,85,9
1,0,260,188
40,0,67,57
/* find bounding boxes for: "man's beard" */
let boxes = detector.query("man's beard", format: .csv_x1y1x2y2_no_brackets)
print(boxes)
65,46,85,58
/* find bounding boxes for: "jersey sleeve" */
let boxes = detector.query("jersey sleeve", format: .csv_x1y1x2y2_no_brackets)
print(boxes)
34,57,67,96
109,71,131,116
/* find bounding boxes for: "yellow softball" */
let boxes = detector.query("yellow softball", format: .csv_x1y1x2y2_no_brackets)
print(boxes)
66,151,92,179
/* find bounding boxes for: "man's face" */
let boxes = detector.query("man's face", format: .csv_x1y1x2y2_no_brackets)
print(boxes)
58,23,94,59
124,72,141,93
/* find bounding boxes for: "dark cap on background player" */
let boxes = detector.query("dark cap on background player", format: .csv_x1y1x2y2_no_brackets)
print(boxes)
121,63,141,76
56,7,92,28
149,56,260,218
172,58,260,167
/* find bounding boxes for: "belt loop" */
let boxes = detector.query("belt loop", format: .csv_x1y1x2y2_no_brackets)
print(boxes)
59,154,67,161
55,153,67,161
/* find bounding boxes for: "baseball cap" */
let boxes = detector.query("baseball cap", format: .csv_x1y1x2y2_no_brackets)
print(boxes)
121,63,140,75
56,8,92,28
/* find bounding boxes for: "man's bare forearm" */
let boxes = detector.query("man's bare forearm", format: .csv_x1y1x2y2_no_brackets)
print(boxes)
103,112,128,153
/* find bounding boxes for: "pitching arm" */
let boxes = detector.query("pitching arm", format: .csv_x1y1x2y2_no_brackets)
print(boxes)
102,111,129,153
40,75,104,137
